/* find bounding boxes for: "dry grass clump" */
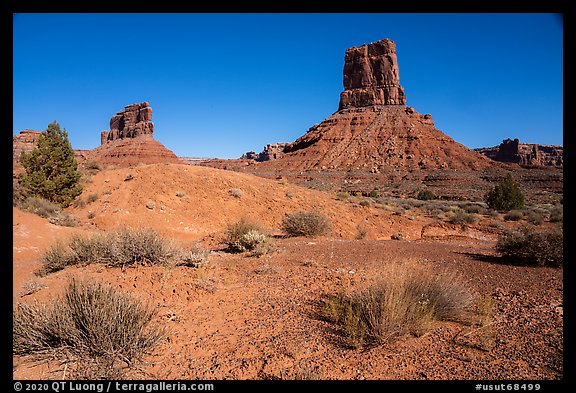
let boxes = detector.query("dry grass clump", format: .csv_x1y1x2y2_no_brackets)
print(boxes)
18,196,76,227
39,227,178,275
496,226,563,267
282,211,331,237
13,279,163,379
224,218,270,254
322,262,474,347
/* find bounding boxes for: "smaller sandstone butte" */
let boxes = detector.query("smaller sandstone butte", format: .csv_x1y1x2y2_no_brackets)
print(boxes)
475,138,563,167
92,102,179,167
338,38,406,110
13,129,41,161
101,102,154,144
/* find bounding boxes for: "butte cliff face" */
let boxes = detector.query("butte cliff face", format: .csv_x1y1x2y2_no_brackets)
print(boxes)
92,102,179,166
338,38,406,110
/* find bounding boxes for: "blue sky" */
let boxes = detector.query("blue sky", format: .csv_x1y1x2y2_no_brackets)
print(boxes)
13,13,563,158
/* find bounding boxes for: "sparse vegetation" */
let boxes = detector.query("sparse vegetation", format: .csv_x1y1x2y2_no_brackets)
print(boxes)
229,188,243,198
179,243,209,267
87,193,99,203
13,279,164,379
38,227,178,275
448,210,477,225
485,173,525,211
224,218,269,253
417,189,436,201
496,226,563,267
322,262,474,347
146,200,156,209
504,210,523,221
18,196,76,227
18,121,83,207
175,191,186,198
282,211,331,237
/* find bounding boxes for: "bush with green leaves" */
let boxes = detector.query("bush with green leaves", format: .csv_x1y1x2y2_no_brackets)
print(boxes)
485,173,525,211
417,189,436,201
496,226,563,267
19,121,82,207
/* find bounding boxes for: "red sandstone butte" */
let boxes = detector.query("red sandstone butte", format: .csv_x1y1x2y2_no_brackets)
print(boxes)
92,102,179,167
338,38,406,110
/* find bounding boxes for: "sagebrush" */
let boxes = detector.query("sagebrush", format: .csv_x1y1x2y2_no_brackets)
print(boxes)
13,279,163,378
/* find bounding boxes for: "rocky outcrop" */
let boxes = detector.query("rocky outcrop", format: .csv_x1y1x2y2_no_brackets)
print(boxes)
338,38,406,110
475,139,563,167
101,102,154,144
13,129,41,161
242,143,290,162
92,102,179,166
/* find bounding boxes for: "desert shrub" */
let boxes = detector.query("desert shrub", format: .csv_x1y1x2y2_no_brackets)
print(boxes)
225,218,268,252
417,189,436,201
485,173,524,211
19,121,82,207
179,243,209,267
282,211,331,237
124,173,134,181
13,279,163,378
448,210,477,225
175,191,186,198
87,211,96,219
87,193,99,203
359,199,371,207
503,210,524,221
145,200,155,209
38,228,176,275
496,226,563,267
111,227,173,266
390,232,404,240
368,190,379,198
19,196,61,218
84,161,101,171
13,178,29,206
336,191,350,201
18,196,76,227
229,188,243,198
463,203,488,215
322,263,473,347
524,209,545,225
549,206,563,223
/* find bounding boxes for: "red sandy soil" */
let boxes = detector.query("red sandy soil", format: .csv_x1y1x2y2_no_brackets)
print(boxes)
12,164,563,380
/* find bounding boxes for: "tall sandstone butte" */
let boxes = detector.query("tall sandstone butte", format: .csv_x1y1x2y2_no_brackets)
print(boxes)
92,102,179,166
270,38,494,173
339,38,406,110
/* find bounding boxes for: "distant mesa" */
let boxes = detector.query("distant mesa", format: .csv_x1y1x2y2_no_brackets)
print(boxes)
475,138,563,168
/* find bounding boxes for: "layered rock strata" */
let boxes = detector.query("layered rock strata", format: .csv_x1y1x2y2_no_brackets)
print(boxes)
475,139,563,167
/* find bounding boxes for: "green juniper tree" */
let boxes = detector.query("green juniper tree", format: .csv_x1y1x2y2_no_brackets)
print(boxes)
19,121,82,207
485,173,525,211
